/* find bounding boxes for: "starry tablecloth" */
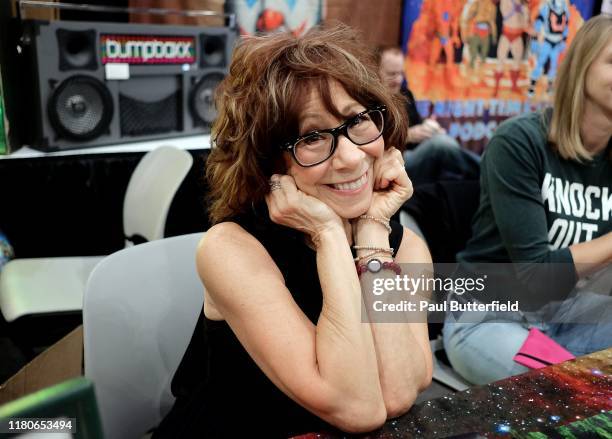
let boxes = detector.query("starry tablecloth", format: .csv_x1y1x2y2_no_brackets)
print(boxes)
297,348,612,438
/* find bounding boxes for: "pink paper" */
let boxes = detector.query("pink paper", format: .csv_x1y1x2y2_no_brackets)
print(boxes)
513,328,575,369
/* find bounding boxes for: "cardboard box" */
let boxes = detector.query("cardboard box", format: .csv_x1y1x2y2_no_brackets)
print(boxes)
0,326,83,406
10,0,60,21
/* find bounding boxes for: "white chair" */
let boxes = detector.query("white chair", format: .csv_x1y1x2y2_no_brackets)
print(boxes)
83,233,204,439
0,146,193,323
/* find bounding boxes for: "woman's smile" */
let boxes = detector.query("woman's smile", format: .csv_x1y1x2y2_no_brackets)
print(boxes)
324,170,369,194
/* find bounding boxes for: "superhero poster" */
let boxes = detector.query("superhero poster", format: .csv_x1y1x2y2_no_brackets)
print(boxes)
402,0,597,153
228,0,322,36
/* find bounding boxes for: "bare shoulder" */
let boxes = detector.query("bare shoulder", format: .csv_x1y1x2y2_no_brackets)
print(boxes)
196,221,285,304
197,222,280,269
198,221,261,254
396,227,432,265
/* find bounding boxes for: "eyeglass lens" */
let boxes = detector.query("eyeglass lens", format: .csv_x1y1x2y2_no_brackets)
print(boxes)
294,110,384,166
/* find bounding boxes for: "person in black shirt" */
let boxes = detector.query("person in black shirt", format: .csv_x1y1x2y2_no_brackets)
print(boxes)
154,24,433,438
377,46,480,185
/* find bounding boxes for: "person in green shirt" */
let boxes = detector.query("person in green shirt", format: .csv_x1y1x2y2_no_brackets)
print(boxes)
443,15,612,384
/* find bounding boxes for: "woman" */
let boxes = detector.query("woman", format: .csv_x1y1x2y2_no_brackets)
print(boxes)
443,15,612,385
154,24,432,438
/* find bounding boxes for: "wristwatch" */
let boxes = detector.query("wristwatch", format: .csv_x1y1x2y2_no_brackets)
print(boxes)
356,258,401,276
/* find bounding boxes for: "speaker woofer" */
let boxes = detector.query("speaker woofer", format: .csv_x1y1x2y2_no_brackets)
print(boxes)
48,75,113,141
189,72,224,127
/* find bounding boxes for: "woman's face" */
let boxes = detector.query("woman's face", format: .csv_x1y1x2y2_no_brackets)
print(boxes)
584,37,612,118
284,81,384,219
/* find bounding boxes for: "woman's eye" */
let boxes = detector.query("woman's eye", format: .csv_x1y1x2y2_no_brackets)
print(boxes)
304,134,324,144
349,114,370,126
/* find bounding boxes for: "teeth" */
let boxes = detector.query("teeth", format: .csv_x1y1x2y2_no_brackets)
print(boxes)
332,173,367,191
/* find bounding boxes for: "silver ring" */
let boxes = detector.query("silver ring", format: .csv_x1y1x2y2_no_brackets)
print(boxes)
269,180,282,191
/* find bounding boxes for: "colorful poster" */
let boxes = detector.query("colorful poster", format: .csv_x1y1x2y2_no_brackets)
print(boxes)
402,0,596,154
228,0,323,36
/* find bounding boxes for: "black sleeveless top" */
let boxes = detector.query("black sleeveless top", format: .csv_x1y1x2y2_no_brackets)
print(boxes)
153,204,404,438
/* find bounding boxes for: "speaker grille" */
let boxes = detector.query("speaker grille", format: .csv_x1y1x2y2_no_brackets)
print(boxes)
48,76,113,140
190,72,224,127
119,91,181,136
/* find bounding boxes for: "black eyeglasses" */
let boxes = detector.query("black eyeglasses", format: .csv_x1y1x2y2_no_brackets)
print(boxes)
281,105,386,167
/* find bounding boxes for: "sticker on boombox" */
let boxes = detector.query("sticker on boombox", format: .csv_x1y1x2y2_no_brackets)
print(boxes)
100,34,196,65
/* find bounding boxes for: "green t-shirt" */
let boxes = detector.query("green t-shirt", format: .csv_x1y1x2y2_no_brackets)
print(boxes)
458,110,612,300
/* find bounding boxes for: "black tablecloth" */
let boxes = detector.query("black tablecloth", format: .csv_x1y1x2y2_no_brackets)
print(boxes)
0,149,211,258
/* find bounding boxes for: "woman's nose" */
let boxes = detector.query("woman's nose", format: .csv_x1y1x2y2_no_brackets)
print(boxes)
331,134,365,169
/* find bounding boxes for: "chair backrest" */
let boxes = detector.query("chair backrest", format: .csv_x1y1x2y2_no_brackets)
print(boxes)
123,146,193,245
83,233,204,439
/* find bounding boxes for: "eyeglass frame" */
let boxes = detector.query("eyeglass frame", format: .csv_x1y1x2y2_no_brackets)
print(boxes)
280,105,387,167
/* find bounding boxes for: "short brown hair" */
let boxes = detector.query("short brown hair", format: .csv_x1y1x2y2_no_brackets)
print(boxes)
206,23,409,224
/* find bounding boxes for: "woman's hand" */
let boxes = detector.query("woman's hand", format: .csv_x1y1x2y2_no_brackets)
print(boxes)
367,147,413,219
408,124,434,143
408,119,442,143
265,174,343,241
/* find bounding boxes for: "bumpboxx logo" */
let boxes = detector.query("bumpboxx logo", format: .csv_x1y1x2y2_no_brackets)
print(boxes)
101,34,196,65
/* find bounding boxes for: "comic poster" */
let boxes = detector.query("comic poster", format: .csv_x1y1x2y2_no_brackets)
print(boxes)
228,0,322,36
402,0,597,153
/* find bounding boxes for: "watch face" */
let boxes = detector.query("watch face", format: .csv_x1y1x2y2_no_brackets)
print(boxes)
367,258,382,273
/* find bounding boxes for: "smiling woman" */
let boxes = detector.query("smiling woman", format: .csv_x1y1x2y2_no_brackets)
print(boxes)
152,24,433,438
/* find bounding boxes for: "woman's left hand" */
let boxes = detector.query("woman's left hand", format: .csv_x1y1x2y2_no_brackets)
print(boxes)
367,146,413,219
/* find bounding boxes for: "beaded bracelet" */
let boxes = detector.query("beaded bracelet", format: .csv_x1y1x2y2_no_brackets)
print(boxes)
358,215,392,234
356,258,402,276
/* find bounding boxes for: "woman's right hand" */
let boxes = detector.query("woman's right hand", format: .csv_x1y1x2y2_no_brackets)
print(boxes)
265,174,343,241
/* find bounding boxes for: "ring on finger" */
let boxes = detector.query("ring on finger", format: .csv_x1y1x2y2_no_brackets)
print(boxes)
269,180,282,191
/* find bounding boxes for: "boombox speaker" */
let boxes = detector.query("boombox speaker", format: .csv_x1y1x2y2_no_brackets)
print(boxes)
17,19,237,151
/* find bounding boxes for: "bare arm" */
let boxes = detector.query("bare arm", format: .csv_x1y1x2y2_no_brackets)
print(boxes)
354,146,433,418
570,231,612,276
199,222,386,433
355,222,433,418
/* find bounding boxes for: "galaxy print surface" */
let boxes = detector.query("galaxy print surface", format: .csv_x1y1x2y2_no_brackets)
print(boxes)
296,348,611,438
522,411,612,438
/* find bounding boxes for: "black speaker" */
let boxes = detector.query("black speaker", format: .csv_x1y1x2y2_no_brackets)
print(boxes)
48,75,113,140
14,19,237,151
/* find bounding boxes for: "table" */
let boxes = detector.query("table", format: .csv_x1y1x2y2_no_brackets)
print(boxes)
300,348,612,438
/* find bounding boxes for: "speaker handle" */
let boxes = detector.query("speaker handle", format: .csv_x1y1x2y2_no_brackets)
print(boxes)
17,0,237,28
